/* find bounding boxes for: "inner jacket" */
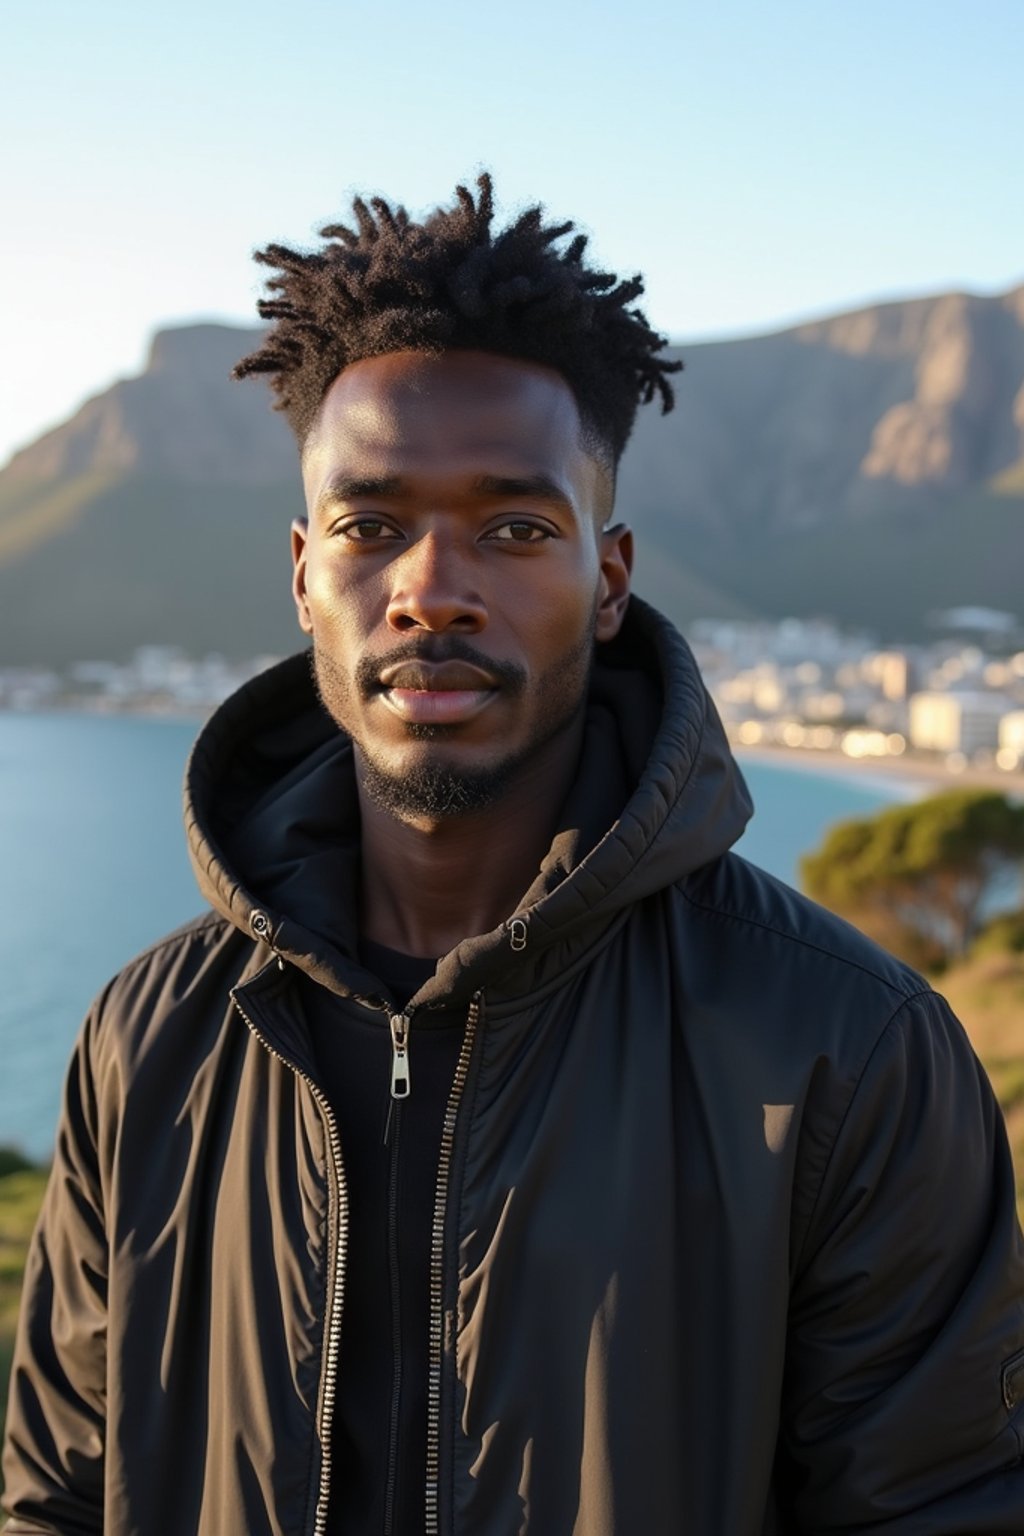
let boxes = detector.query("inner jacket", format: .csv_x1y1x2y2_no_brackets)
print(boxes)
5,596,1024,1535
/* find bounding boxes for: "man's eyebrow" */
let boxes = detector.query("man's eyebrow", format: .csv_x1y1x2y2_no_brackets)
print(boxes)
315,475,405,514
315,472,576,517
471,474,574,508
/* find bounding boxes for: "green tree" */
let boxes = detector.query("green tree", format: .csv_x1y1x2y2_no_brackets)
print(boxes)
800,790,1024,969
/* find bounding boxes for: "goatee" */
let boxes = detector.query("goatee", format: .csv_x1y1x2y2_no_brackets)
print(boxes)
357,749,523,819
309,615,596,821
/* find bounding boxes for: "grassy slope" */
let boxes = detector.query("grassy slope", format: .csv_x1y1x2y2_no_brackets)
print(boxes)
0,1165,49,1491
940,954,1024,1210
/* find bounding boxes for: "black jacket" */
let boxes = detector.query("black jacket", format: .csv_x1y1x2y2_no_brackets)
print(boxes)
5,598,1024,1534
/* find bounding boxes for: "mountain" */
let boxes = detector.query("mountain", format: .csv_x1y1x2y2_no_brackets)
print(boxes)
3,326,294,487
622,285,1024,533
2,284,1023,666
0,328,303,665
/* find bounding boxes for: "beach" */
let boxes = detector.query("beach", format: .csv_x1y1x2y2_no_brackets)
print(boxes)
732,743,1024,800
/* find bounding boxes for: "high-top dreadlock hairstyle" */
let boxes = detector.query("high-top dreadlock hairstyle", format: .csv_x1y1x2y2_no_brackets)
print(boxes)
233,173,681,468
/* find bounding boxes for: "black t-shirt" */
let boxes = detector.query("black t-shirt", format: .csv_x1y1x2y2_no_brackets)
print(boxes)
360,938,438,1011
298,942,463,1535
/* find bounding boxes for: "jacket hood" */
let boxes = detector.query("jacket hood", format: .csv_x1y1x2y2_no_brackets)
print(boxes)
184,597,753,1007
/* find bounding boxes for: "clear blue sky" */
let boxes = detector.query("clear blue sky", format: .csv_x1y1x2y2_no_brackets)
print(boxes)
2,0,1020,466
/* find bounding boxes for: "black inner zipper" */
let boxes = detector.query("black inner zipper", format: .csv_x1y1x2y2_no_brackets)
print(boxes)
383,1098,404,1535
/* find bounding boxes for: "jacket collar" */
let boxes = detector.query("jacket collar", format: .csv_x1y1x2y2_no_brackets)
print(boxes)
184,597,753,1009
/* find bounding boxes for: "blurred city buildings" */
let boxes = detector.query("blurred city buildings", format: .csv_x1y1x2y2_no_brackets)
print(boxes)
691,617,1024,777
3,624,1024,781
0,647,282,715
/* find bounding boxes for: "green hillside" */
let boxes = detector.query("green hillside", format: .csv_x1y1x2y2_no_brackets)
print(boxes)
0,474,306,665
0,471,122,564
627,528,758,629
634,489,1024,642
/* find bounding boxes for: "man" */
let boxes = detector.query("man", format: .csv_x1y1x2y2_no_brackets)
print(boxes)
4,175,1024,1535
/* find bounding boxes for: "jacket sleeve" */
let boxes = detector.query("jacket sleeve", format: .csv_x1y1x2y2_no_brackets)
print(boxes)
2,1000,108,1536
781,988,1024,1533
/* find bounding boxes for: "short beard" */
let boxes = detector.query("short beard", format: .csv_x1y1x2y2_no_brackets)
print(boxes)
357,745,523,819
310,614,597,822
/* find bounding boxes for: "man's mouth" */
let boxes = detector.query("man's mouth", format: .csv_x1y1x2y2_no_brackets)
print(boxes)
375,660,501,725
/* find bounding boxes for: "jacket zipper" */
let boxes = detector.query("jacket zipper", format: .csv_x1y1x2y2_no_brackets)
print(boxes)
389,1011,412,1098
379,1004,415,1526
382,1098,403,1536
231,992,349,1536
425,992,482,1536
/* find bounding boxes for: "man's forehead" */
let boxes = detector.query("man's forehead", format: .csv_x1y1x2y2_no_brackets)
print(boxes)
301,349,609,514
311,350,584,443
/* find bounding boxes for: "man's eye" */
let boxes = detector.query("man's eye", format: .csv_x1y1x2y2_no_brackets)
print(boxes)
488,521,552,543
337,518,401,541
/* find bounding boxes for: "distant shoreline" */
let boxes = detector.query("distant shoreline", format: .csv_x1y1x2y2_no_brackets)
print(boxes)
733,743,1024,800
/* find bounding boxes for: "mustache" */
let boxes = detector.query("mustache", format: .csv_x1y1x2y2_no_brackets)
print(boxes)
354,637,527,697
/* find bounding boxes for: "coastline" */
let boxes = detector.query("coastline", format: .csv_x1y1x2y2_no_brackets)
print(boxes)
732,743,1024,801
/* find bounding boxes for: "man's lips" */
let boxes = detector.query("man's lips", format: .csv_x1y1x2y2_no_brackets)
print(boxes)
374,660,501,724
376,660,500,691
381,688,497,724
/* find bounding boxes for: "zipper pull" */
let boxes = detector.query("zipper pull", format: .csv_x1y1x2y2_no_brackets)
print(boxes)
389,1013,411,1099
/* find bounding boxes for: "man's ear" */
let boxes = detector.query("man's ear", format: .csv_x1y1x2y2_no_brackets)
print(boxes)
595,523,633,642
291,518,313,636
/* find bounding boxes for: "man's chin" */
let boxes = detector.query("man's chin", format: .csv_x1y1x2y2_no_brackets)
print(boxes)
357,749,518,821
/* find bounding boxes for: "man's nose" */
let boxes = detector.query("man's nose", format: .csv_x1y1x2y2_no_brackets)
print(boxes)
384,531,487,634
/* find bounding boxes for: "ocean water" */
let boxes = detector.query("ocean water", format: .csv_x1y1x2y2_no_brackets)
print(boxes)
0,715,898,1161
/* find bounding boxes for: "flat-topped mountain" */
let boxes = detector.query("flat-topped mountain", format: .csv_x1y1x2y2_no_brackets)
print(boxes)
3,282,1023,666
4,327,294,487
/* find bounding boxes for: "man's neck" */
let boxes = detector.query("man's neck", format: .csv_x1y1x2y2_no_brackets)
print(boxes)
355,728,583,959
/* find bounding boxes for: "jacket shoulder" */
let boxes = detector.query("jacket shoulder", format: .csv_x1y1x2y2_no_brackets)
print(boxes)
112,908,234,969
677,850,926,1004
86,910,253,1063
662,852,940,1107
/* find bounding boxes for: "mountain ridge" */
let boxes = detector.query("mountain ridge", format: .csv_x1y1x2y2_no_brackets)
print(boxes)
2,280,1023,665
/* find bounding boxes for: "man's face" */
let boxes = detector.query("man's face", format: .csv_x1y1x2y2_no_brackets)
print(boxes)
292,350,632,819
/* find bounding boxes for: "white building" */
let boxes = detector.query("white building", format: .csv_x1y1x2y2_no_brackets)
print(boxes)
908,691,1010,755
1000,712,1024,760
861,650,912,701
